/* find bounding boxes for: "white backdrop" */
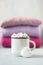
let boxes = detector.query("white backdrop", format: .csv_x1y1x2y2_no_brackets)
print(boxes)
0,0,43,19
0,0,43,38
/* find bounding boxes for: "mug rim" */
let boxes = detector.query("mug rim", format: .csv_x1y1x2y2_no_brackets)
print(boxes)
11,37,29,39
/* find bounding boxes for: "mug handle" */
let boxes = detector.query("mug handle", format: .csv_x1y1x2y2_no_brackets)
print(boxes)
30,40,36,50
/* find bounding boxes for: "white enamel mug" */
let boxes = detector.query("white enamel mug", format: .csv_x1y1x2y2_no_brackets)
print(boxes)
11,35,36,56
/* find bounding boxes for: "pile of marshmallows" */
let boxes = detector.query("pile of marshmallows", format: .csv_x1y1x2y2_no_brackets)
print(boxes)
12,33,29,38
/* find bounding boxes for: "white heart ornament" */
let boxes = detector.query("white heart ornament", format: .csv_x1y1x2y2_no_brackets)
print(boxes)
21,47,33,57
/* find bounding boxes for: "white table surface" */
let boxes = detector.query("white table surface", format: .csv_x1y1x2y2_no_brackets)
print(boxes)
0,48,43,65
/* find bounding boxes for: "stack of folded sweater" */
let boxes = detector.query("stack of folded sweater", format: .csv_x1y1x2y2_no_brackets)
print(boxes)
0,17,42,48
